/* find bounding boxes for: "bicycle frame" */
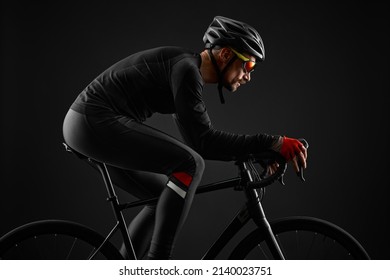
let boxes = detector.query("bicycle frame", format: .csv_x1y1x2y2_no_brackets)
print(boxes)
91,159,285,260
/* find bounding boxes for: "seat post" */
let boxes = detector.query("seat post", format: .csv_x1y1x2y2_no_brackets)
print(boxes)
95,161,118,202
94,161,137,260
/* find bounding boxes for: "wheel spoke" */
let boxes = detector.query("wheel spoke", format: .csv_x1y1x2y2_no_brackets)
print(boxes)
14,244,21,259
54,234,58,259
33,236,45,260
256,243,269,259
87,247,97,260
66,238,78,260
306,232,317,259
324,238,336,259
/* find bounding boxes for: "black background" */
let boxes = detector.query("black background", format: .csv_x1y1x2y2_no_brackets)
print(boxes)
1,1,389,259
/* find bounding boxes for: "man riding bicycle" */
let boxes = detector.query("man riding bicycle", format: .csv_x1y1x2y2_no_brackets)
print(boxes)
62,16,307,260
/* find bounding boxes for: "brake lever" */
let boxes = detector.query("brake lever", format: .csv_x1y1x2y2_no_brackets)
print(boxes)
297,167,305,182
297,138,309,182
278,175,286,186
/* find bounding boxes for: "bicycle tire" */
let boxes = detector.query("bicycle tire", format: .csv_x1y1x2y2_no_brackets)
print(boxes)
229,216,370,260
0,220,123,260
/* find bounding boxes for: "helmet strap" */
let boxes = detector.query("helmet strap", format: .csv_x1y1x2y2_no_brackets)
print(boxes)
208,47,237,104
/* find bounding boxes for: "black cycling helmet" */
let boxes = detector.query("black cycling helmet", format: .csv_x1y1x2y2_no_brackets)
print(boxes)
203,16,265,62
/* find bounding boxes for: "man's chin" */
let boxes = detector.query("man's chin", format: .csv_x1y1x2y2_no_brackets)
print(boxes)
224,84,237,92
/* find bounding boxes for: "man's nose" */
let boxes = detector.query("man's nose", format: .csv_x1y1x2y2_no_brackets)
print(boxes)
243,72,251,82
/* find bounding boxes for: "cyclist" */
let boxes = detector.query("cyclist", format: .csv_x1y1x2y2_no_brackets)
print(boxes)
62,16,307,259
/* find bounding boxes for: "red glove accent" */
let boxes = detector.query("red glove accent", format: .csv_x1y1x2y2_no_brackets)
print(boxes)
279,136,304,161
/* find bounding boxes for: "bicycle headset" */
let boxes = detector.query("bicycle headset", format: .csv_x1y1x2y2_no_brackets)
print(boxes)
203,16,265,104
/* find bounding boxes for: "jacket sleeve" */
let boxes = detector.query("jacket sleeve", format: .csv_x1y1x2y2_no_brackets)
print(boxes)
173,68,279,161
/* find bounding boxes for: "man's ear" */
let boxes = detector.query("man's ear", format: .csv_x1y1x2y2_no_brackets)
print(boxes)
220,47,233,62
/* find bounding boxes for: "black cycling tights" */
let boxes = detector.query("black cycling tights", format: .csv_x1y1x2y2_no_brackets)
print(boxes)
63,109,205,259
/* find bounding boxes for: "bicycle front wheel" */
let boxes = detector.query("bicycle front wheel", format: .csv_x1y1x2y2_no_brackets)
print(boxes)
229,216,370,260
0,220,123,260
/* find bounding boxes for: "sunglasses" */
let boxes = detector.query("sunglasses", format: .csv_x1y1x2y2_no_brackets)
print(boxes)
230,48,256,73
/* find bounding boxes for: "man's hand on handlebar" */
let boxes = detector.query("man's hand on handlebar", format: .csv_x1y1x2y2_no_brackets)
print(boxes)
267,162,279,175
273,136,308,174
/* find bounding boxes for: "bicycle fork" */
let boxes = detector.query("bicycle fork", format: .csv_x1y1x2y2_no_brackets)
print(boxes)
244,188,285,260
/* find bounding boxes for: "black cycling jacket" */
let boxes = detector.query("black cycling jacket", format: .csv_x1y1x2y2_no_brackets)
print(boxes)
71,46,278,160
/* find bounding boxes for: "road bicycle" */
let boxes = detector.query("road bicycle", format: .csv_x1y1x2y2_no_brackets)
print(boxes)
0,140,370,260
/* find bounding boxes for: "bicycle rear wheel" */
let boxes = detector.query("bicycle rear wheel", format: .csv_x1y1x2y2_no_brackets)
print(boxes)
0,220,123,260
229,216,370,260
